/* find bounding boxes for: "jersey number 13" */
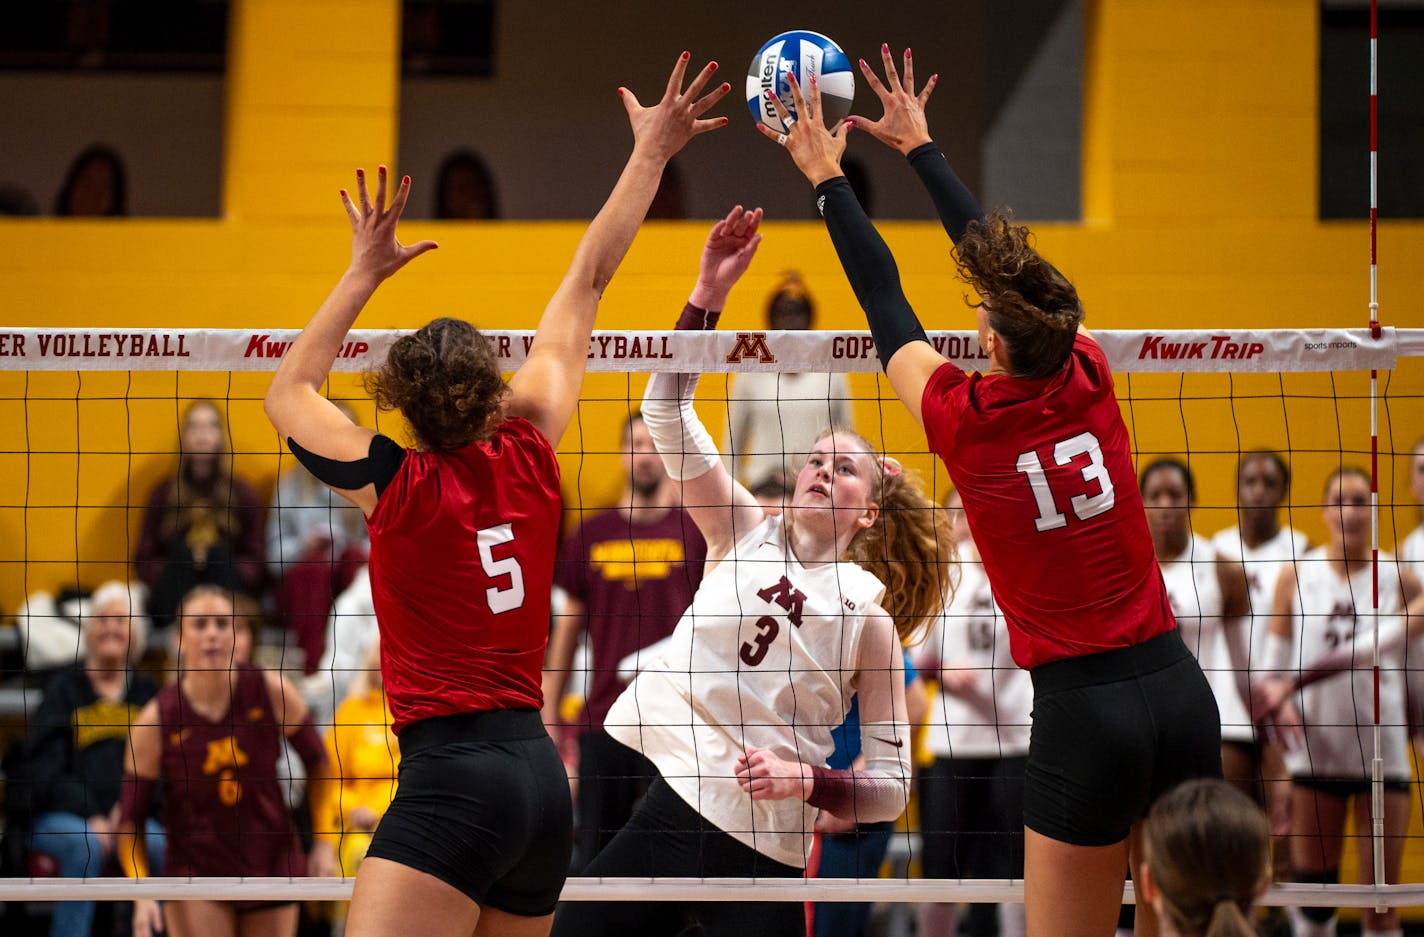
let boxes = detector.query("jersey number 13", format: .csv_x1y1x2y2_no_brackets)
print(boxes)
1014,431,1116,532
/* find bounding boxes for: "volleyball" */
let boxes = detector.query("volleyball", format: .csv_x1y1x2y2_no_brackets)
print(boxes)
745,30,854,134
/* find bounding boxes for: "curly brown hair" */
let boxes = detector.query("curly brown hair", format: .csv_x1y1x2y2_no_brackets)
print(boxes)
365,318,508,451
831,432,956,646
954,208,1083,379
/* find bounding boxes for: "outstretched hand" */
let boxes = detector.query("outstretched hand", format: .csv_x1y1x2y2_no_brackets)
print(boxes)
758,72,847,187
691,205,763,309
851,44,938,156
623,52,731,163
340,166,438,282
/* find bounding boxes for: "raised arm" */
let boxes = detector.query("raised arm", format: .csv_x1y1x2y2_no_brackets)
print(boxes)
640,206,766,564
508,54,730,446
264,168,438,516
762,67,946,427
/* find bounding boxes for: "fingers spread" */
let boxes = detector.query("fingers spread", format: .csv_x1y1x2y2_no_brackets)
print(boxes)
374,165,389,214
388,174,413,217
918,73,939,106
859,58,890,99
339,189,359,226
880,42,902,89
355,168,372,214
683,59,719,102
902,47,915,90
665,51,690,100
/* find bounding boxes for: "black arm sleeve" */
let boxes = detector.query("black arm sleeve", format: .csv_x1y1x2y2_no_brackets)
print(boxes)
287,433,406,497
906,142,984,244
814,176,928,371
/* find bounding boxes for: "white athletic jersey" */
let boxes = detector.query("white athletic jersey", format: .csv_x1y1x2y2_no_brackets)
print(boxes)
920,556,1031,758
1160,535,1252,742
1211,525,1308,668
1399,526,1424,731
1283,548,1411,781
603,514,889,868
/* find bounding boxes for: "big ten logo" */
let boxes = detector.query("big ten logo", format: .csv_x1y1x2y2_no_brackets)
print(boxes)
202,737,251,807
725,332,776,364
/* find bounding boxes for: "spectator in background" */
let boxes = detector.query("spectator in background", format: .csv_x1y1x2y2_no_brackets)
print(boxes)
118,585,328,937
55,144,128,217
544,411,707,869
646,160,686,220
0,183,40,215
24,581,163,937
1138,779,1269,937
1139,459,1254,798
723,273,852,489
433,148,499,219
1398,437,1424,748
309,641,399,886
303,565,379,730
267,410,369,674
916,490,1031,937
1209,449,1306,890
134,400,265,628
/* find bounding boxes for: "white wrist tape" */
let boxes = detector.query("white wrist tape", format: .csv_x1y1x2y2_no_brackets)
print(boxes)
641,371,721,481
1263,631,1293,676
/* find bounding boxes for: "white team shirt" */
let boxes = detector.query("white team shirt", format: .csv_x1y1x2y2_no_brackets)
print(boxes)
1211,525,1308,668
604,514,889,868
1160,534,1252,742
920,555,1031,758
1283,547,1411,781
1400,526,1424,734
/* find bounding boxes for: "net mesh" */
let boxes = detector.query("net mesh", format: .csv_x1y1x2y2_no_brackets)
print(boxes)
1,325,1422,909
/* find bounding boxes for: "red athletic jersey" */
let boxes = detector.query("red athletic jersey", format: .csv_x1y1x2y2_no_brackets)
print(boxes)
368,417,562,733
157,664,303,877
921,333,1175,669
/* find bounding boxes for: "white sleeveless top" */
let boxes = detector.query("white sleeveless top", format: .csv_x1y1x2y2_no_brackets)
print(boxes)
1211,525,1308,668
1283,548,1411,781
604,514,886,868
1160,534,1252,742
921,556,1031,758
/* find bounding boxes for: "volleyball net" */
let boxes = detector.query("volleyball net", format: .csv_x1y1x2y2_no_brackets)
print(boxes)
1,325,1423,908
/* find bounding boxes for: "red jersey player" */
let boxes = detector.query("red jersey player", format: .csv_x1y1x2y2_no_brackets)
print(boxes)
262,54,731,937
767,47,1222,937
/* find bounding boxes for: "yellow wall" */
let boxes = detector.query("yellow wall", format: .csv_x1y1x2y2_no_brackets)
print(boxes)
1,10,1422,603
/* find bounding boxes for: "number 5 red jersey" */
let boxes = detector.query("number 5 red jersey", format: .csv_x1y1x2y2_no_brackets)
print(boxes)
368,417,562,732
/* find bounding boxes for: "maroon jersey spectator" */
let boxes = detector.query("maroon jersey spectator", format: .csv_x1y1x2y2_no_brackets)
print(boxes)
117,586,327,937
260,57,728,937
770,48,1221,937
545,413,706,866
134,400,264,627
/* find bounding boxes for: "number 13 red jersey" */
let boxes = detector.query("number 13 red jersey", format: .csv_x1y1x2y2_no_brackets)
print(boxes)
921,334,1174,669
368,417,562,733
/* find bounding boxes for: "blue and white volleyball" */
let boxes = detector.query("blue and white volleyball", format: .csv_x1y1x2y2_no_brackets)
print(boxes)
746,30,854,134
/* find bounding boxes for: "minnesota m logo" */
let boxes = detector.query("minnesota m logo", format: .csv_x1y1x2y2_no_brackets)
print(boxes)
725,332,776,364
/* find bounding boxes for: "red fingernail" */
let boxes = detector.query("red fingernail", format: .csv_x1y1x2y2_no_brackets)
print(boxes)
931,73,939,82
810,74,817,85
882,43,889,53
906,48,913,57
721,116,729,125
379,166,386,174
709,61,718,71
681,51,690,60
859,58,867,68
722,82,730,92
356,169,364,177
402,175,411,185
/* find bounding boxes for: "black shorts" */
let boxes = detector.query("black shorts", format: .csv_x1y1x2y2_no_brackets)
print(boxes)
1291,776,1411,799
368,709,573,917
1024,629,1222,847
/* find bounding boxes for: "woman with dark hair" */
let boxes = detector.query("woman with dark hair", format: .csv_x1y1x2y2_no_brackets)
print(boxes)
135,399,264,627
1138,779,1269,937
434,148,499,219
263,54,729,937
766,48,1221,937
55,144,128,216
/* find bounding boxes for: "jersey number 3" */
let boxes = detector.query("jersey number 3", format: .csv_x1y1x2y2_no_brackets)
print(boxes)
477,523,526,614
1014,432,1116,532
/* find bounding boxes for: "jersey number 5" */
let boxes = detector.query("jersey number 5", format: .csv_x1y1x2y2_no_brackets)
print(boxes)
1014,431,1116,532
477,523,526,614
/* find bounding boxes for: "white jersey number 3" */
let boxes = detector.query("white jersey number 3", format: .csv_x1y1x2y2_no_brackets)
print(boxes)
1014,432,1116,532
477,523,526,614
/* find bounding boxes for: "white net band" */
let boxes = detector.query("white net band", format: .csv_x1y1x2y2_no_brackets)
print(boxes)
0,326,1410,373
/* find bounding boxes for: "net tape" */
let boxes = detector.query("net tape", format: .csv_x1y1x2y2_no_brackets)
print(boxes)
0,326,1413,374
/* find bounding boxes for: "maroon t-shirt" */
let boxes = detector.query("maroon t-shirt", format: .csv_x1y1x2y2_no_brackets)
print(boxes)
157,664,303,877
920,333,1175,669
368,417,562,732
554,505,705,729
